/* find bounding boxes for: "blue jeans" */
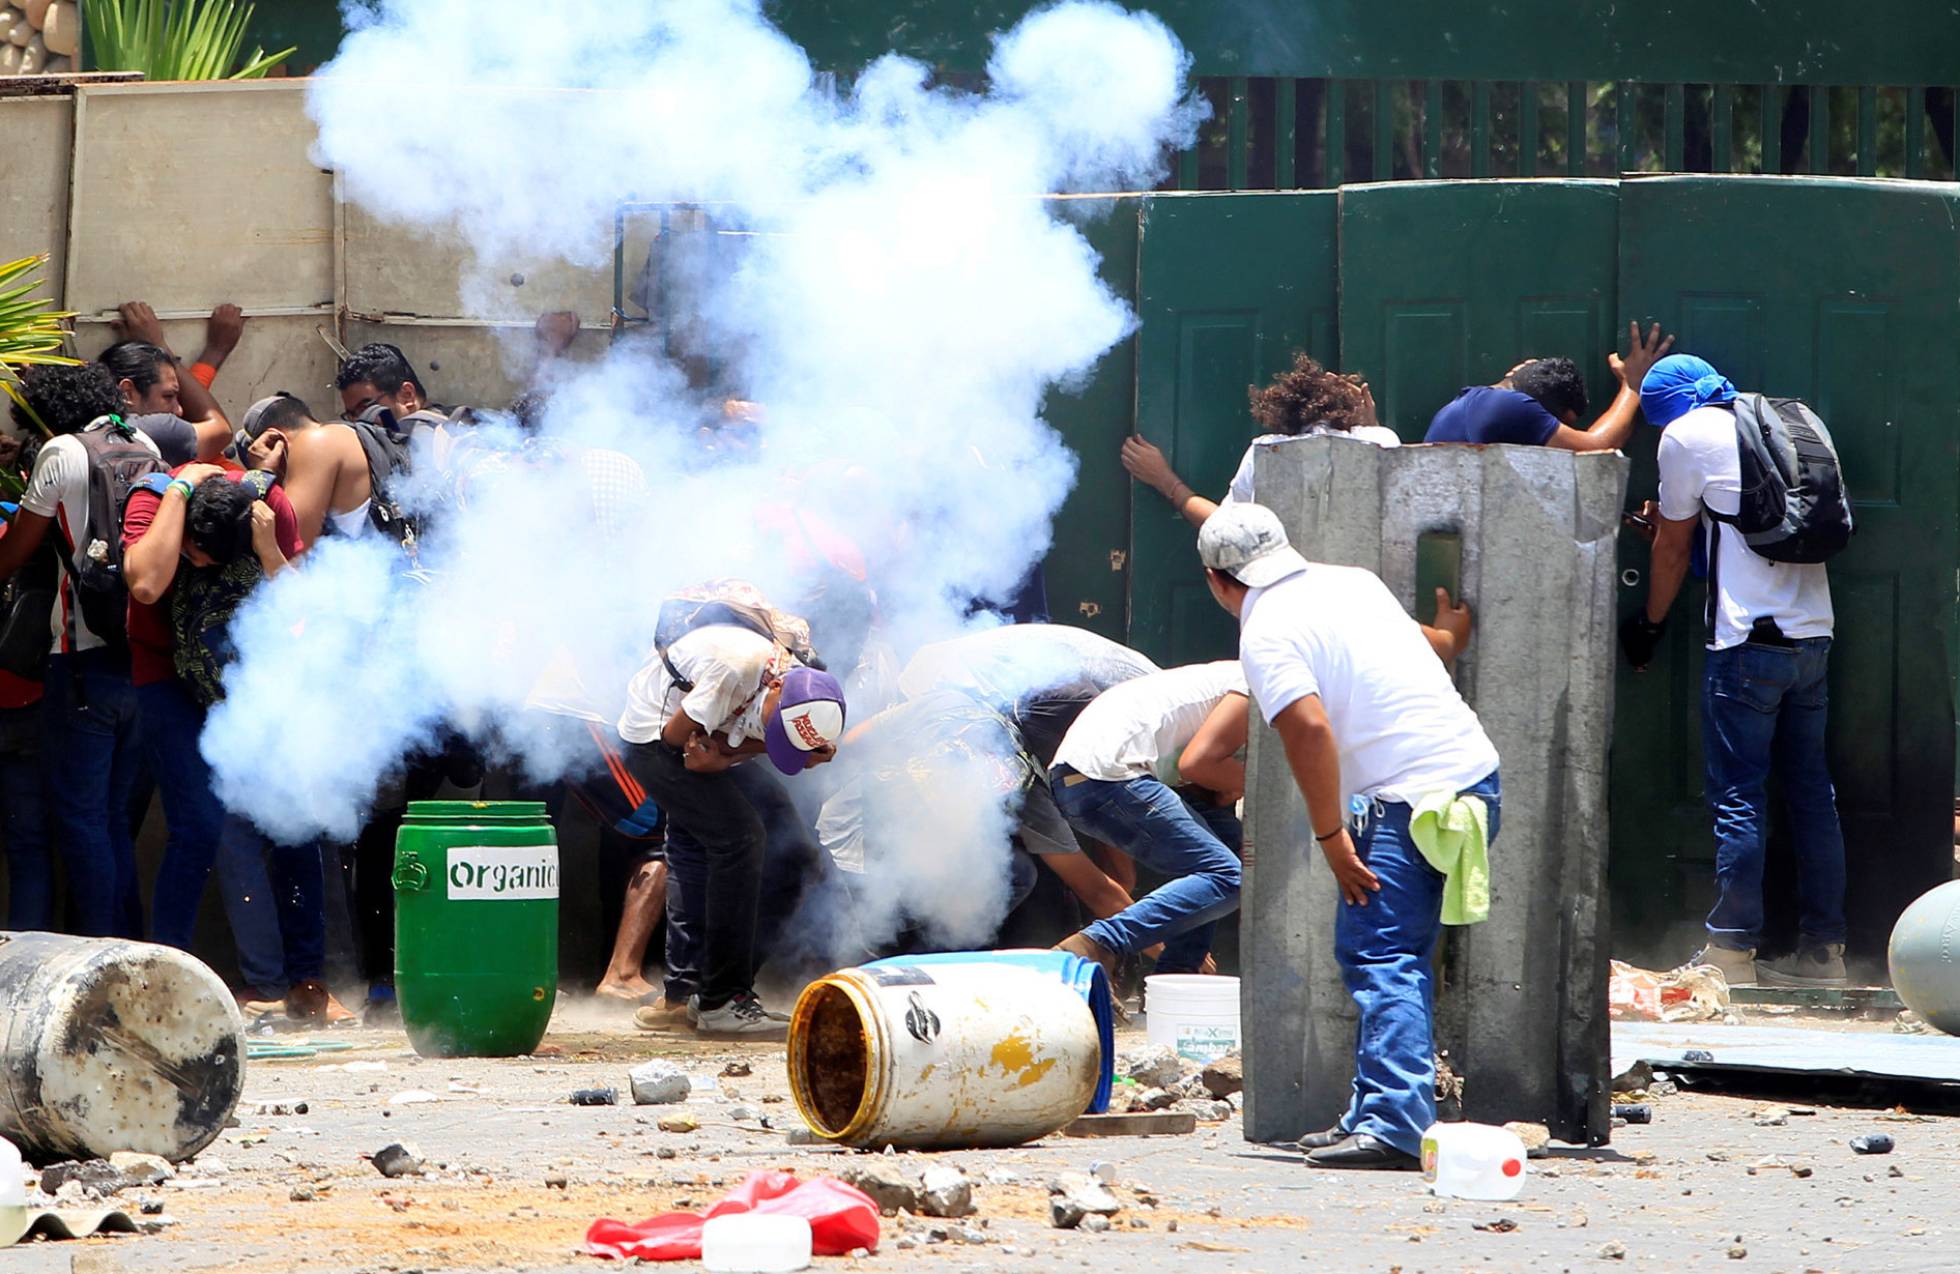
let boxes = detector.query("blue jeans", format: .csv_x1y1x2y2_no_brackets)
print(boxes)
1050,770,1242,971
1334,769,1501,1156
0,702,54,930
1702,638,1847,950
219,815,326,987
43,650,143,937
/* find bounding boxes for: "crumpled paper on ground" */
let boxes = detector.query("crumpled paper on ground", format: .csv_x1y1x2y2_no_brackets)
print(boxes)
1608,958,1732,1022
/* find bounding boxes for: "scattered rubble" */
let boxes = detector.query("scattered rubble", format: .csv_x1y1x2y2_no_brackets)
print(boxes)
1199,1054,1243,1098
1048,1171,1122,1229
107,1152,173,1186
720,1060,752,1078
838,1165,920,1216
628,1059,691,1105
918,1165,974,1218
370,1143,425,1179
1118,1044,1185,1089
40,1159,128,1197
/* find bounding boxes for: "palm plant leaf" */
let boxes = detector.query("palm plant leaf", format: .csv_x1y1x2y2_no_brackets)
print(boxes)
0,255,79,440
85,0,296,81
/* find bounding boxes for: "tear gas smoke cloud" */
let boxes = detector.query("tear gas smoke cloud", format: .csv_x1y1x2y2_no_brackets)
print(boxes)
203,0,1203,957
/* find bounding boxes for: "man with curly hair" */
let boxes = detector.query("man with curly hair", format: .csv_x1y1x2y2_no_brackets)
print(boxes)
1424,322,1672,450
1123,352,1398,529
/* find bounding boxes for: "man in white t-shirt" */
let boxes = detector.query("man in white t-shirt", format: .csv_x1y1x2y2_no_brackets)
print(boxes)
1198,503,1501,1171
614,588,847,1038
1048,661,1250,978
1621,354,1846,990
0,363,162,938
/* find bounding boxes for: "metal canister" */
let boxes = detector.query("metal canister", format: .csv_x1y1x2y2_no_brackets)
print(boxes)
393,800,559,1057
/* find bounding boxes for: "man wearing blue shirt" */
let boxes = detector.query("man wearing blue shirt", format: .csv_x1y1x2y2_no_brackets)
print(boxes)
1425,322,1672,451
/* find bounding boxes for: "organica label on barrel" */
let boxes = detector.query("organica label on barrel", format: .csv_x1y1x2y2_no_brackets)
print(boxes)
445,845,560,900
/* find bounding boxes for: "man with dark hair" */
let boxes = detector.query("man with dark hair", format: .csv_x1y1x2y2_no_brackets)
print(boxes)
121,461,346,1021
0,363,166,936
97,300,242,464
1424,322,1673,451
235,393,383,548
335,342,435,423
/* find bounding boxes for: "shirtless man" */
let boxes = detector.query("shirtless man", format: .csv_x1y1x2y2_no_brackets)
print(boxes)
234,393,376,548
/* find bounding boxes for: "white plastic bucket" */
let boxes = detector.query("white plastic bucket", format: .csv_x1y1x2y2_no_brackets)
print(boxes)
1144,974,1240,1062
701,1213,812,1272
788,963,1101,1150
1420,1122,1528,1200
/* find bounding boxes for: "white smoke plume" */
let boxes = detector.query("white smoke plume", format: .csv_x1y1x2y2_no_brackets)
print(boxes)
202,0,1202,953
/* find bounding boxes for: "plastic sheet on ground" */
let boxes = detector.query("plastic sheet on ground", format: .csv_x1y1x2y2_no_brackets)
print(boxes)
584,1170,879,1261
0,1207,141,1247
1608,958,1731,1022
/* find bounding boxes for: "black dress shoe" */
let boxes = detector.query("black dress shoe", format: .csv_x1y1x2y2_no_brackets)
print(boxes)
1304,1133,1420,1170
1295,1125,1348,1151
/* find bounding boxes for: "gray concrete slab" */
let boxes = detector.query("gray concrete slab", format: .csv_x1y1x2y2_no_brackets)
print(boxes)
1242,439,1627,1147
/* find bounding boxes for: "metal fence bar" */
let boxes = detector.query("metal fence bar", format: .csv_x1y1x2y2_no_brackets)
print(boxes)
1712,84,1734,172
1858,86,1878,176
1373,79,1395,180
1616,81,1637,171
1228,76,1250,190
1471,81,1491,176
1178,133,1201,189
1761,85,1782,172
1275,77,1297,189
1423,80,1442,178
1905,86,1925,178
1325,78,1346,187
1664,83,1685,169
1567,80,1587,176
1519,80,1539,176
1810,84,1830,173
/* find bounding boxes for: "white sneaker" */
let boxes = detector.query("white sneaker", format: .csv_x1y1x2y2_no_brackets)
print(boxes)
1685,944,1758,989
1758,943,1849,988
691,992,789,1039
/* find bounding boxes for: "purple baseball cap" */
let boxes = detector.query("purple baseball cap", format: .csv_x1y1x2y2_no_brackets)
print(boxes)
764,667,848,776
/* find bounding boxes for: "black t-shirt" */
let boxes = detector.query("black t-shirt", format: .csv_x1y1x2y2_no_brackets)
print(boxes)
1423,387,1561,446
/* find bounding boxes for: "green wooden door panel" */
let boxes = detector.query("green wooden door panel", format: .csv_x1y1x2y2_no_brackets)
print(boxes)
1614,175,1960,962
1336,180,1621,441
1041,198,1142,642
1129,191,1338,665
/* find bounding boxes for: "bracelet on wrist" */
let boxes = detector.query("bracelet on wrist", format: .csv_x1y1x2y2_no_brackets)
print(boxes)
1314,826,1344,843
166,479,195,501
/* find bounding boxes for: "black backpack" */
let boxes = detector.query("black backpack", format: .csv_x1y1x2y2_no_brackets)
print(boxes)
1709,394,1854,564
341,418,419,556
652,581,823,692
0,537,56,681
55,418,169,651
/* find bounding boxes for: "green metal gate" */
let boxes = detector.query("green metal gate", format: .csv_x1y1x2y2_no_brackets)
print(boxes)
1127,191,1337,665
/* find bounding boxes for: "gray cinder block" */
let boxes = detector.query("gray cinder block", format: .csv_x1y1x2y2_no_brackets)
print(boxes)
1240,438,1626,1148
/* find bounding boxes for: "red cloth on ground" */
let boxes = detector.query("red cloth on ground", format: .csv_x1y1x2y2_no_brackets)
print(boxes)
584,1170,879,1262
122,466,301,687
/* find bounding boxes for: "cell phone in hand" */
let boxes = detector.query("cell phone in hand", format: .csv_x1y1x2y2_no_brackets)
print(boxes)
1621,511,1653,530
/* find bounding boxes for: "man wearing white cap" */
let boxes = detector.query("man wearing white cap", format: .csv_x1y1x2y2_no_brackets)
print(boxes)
1199,502,1501,1170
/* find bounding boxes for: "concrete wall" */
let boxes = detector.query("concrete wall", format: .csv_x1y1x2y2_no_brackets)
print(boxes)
1240,437,1626,1147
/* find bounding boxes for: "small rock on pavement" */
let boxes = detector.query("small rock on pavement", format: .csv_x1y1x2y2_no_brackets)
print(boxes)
289,1185,317,1202
1135,1086,1177,1111
1200,1053,1243,1098
657,1113,700,1134
785,1127,817,1146
1503,1122,1552,1159
720,1060,752,1078
1728,1245,1747,1259
107,1152,173,1185
544,1170,568,1189
1048,1172,1122,1229
569,1087,618,1106
919,1165,974,1219
40,1160,128,1197
1850,1133,1896,1155
1186,1099,1235,1122
1599,1240,1627,1260
1080,1214,1113,1233
838,1165,921,1216
629,1059,691,1105
1752,1106,1789,1126
1119,1044,1186,1089
371,1143,424,1179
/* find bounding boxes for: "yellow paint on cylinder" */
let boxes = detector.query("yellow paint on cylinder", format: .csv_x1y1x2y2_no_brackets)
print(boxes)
990,1033,1035,1074
1017,1058,1057,1087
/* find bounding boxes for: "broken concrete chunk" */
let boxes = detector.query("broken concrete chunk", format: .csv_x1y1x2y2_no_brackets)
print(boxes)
838,1165,920,1215
1752,1107,1789,1127
107,1152,174,1186
720,1060,752,1078
1080,1214,1113,1233
1199,1053,1243,1098
1046,1171,1121,1230
1135,1086,1177,1111
628,1059,691,1105
1118,1044,1186,1089
371,1143,425,1179
919,1165,974,1218
39,1160,128,1197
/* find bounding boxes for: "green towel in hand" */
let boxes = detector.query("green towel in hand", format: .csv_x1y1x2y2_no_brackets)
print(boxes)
1409,790,1490,925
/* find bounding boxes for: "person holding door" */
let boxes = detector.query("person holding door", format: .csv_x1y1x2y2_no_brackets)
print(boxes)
1619,354,1847,989
1423,322,1673,451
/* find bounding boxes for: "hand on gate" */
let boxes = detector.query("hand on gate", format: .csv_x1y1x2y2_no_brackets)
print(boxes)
1610,320,1674,389
1120,434,1176,494
1319,827,1381,907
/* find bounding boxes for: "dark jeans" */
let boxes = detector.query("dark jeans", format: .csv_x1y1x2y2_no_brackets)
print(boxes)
0,701,54,930
139,678,229,951
43,650,143,937
1050,771,1242,971
220,815,326,987
626,742,818,1010
1702,638,1847,950
1335,770,1501,1156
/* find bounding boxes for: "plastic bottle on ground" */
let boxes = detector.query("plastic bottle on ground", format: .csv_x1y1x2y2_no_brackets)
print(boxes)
1420,1122,1528,1200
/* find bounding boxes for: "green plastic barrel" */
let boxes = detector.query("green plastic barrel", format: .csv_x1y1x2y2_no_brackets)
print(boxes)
392,800,559,1058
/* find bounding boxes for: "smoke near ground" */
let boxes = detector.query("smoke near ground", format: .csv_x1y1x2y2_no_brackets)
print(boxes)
202,0,1203,954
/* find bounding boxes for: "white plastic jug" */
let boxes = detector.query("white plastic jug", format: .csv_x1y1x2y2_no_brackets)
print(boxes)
1420,1122,1528,1200
700,1213,812,1273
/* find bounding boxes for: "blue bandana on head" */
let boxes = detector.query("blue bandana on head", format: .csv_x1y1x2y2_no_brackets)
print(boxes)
1639,354,1736,427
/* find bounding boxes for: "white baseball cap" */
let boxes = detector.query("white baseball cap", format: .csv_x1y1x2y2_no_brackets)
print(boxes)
1198,503,1310,588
